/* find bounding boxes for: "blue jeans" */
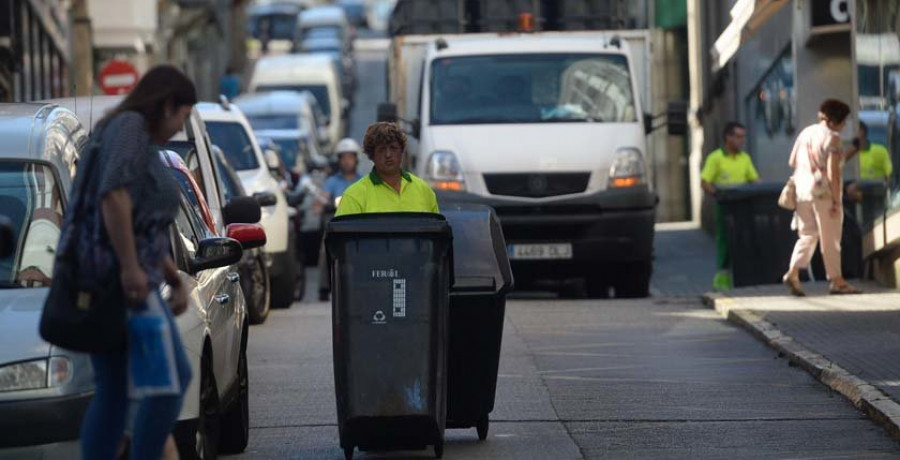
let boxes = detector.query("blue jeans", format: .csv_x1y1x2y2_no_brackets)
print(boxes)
81,291,192,460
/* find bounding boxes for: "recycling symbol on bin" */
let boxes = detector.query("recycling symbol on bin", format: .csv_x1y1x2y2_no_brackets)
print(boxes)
373,310,387,324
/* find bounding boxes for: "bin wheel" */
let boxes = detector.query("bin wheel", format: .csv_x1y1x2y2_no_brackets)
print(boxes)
477,416,489,441
343,446,354,460
434,439,444,459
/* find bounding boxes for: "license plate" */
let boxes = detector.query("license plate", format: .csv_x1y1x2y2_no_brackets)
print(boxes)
508,243,573,260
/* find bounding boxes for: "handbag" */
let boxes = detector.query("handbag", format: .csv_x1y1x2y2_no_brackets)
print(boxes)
40,127,126,353
778,177,796,210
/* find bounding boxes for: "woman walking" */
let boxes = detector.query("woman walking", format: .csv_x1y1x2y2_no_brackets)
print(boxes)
77,65,196,459
783,99,861,296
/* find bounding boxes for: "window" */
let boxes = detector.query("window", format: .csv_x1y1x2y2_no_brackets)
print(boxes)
0,162,65,287
251,14,297,41
257,85,332,118
170,169,212,239
246,115,299,131
173,202,199,261
430,53,636,125
205,122,261,171
213,150,245,202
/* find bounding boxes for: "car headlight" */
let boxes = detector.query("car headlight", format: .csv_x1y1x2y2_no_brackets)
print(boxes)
608,148,647,188
0,357,72,392
425,150,466,192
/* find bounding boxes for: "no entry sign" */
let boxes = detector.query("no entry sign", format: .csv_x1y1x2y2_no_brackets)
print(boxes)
98,60,139,95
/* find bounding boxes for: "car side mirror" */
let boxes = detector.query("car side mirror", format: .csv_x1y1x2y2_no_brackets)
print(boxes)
286,190,305,207
254,191,278,207
190,237,243,274
226,223,267,250
666,100,688,136
0,216,14,259
223,196,262,225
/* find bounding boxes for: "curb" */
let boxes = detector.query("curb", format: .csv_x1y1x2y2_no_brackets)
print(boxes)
703,292,900,440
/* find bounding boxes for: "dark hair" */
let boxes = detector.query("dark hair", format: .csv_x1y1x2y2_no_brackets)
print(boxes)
859,120,868,133
723,121,746,140
363,122,407,160
819,99,851,125
99,65,198,136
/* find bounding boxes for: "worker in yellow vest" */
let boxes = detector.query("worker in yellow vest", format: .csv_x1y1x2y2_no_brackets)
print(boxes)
701,122,761,291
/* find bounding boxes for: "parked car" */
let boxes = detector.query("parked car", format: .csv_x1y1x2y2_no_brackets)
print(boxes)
197,100,300,310
210,144,272,324
248,53,348,149
297,5,353,48
160,150,263,459
246,2,305,58
0,103,88,460
235,90,331,164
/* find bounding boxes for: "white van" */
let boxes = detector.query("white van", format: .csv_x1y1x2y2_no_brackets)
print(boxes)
383,34,659,298
248,54,347,150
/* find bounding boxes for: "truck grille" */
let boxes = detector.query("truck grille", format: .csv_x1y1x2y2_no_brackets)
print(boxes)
483,173,590,198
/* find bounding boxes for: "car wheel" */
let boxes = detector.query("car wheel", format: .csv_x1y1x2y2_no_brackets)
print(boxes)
244,255,270,324
613,261,652,299
219,333,250,454
177,351,220,460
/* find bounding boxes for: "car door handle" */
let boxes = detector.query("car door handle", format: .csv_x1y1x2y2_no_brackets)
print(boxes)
214,294,231,305
227,272,240,283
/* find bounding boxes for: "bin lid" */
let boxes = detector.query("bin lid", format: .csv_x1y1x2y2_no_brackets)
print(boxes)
327,213,452,237
440,203,514,295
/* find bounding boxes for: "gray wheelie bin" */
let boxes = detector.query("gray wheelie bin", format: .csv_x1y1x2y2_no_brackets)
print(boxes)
440,203,514,441
326,213,453,460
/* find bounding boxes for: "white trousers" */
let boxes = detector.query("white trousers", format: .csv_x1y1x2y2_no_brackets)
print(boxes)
788,199,843,280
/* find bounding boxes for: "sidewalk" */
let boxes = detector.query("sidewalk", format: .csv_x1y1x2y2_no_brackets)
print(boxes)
704,283,900,439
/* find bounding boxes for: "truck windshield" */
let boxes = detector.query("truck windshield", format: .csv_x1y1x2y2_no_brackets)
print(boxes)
430,53,636,125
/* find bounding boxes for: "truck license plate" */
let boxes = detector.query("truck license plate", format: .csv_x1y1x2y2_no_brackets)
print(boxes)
508,243,573,260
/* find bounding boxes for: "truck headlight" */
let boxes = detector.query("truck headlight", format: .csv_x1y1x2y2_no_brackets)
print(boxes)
608,148,646,188
0,357,72,392
425,150,466,192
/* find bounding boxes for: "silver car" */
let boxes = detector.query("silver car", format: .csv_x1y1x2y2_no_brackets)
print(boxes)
0,103,89,459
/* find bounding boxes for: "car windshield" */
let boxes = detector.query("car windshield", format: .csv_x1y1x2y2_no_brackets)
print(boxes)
0,162,64,288
430,53,637,125
247,115,299,131
251,14,297,40
302,26,342,41
205,122,261,171
257,85,332,118
213,153,245,202
271,138,302,170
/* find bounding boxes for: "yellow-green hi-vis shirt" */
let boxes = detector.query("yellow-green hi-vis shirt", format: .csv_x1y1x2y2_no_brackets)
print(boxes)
859,143,893,180
335,169,440,216
700,148,760,186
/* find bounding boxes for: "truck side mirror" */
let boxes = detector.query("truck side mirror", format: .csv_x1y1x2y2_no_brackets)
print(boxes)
667,100,688,136
377,102,399,122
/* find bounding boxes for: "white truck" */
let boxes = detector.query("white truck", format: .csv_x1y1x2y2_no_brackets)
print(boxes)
379,6,684,298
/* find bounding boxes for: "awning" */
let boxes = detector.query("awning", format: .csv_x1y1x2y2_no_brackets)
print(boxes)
710,0,789,72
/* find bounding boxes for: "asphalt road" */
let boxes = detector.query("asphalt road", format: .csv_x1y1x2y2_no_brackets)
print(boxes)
225,41,900,459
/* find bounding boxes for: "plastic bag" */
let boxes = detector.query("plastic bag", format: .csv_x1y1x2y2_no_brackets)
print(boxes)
127,293,181,399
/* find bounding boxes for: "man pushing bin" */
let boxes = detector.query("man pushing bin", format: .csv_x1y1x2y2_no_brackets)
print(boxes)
327,122,448,460
327,123,512,460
